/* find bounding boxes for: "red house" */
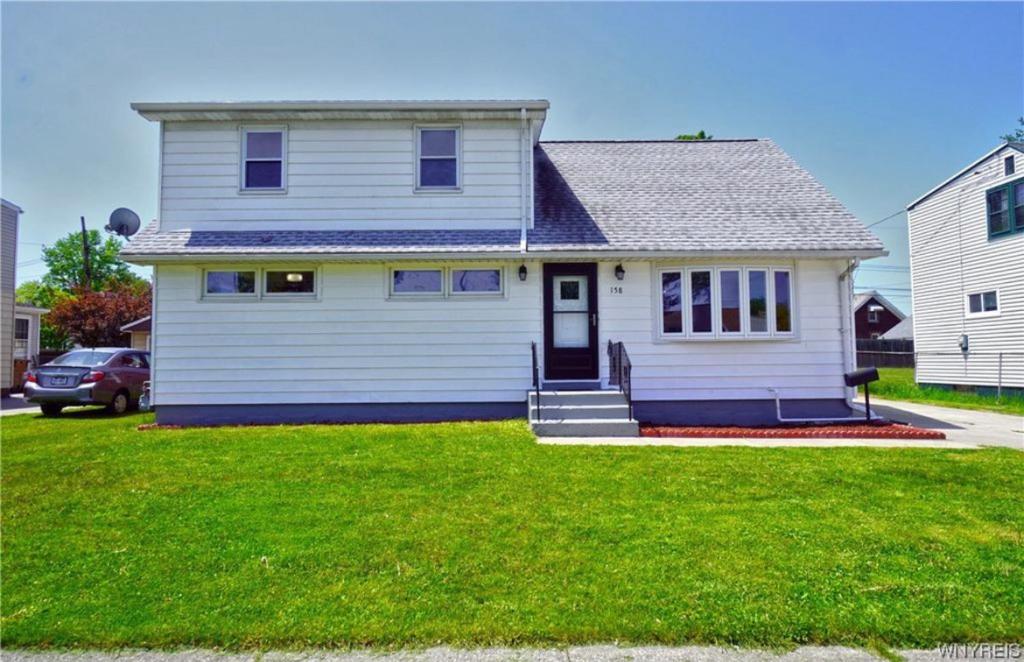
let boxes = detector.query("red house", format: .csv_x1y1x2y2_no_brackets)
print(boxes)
853,291,905,340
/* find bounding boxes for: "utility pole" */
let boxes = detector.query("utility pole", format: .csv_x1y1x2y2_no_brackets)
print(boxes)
80,216,92,291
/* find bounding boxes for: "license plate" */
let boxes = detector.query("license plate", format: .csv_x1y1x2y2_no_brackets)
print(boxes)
51,376,68,386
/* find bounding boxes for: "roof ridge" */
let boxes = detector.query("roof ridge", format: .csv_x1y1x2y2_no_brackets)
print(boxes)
539,139,761,144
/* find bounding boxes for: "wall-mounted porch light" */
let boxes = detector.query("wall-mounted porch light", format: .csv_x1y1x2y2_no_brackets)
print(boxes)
518,264,528,282
614,264,625,281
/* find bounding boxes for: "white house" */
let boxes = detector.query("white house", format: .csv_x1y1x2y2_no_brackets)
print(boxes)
1,199,21,396
907,143,1024,396
122,100,885,432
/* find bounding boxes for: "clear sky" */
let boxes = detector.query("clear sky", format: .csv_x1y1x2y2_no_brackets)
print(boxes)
3,1,1022,313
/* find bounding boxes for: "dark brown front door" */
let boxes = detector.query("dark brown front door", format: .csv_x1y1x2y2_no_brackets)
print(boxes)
543,263,598,381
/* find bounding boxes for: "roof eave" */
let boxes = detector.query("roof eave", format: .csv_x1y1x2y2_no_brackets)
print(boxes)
131,100,550,122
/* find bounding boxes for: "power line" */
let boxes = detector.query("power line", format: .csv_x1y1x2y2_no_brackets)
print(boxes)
864,209,906,229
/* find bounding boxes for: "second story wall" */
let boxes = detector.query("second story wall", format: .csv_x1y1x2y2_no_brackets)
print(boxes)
160,119,530,232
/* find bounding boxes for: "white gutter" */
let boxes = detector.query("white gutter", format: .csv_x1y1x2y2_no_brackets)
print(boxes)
838,258,859,407
519,107,529,254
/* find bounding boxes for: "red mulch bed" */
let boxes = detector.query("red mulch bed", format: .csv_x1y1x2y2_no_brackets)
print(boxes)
641,421,945,440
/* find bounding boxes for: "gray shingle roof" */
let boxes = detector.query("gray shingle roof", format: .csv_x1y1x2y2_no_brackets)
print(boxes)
122,138,883,260
530,140,883,252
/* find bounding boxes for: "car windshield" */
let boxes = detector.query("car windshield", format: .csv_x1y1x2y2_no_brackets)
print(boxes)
50,351,114,367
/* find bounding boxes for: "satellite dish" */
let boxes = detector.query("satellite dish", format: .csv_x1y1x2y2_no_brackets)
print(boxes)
106,208,141,239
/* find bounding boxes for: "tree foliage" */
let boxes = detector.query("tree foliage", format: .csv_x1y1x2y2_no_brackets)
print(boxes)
676,130,713,141
1001,117,1024,143
15,281,73,350
41,230,142,291
47,282,151,348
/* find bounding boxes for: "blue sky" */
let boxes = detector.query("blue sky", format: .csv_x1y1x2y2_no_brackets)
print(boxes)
3,2,1022,313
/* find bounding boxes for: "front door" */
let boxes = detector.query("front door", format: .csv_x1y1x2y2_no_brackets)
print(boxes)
543,263,598,381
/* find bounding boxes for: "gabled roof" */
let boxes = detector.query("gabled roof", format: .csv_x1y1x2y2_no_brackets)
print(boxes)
122,138,885,262
120,316,151,333
907,142,1024,211
529,140,884,254
1,198,23,213
880,315,913,340
853,290,905,319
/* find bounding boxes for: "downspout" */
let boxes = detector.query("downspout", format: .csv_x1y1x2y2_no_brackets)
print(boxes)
769,258,881,424
519,107,528,254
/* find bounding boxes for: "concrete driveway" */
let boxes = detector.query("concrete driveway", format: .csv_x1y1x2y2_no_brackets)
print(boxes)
1,393,41,417
862,397,1023,450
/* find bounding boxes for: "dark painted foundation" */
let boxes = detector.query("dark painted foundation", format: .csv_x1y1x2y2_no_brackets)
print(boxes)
635,398,854,427
155,401,525,427
156,398,855,428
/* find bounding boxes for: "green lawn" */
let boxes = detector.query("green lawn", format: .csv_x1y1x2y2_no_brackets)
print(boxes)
2,412,1023,651
863,367,1024,416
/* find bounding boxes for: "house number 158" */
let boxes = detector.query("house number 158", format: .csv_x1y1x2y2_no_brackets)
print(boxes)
609,285,624,295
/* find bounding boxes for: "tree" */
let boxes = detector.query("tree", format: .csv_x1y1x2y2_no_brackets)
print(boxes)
40,230,141,292
15,280,73,350
1001,117,1024,143
47,281,151,348
676,130,713,141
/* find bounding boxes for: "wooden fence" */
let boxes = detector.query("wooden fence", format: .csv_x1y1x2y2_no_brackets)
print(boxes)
856,339,915,368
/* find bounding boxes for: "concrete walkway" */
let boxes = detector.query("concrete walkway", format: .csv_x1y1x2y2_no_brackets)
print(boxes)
3,645,1017,662
859,397,1023,451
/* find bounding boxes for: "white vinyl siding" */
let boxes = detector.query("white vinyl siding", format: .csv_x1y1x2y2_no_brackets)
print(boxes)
160,120,525,231
908,145,1024,388
150,262,541,406
1,204,18,390
600,260,848,402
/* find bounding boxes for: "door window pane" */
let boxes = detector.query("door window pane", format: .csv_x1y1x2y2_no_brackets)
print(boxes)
748,270,768,333
662,272,682,334
452,269,501,294
206,271,256,295
266,270,315,294
774,270,792,333
393,269,442,294
690,270,712,334
552,276,588,348
14,318,29,340
720,270,741,333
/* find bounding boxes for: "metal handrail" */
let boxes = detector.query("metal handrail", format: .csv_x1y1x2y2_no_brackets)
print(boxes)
530,341,540,421
607,340,633,421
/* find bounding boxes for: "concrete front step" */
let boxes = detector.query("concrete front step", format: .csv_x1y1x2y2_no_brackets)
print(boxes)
529,388,638,437
531,418,640,438
529,390,626,406
530,402,631,420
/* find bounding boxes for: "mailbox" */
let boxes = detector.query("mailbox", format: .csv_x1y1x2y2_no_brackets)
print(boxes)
844,367,880,422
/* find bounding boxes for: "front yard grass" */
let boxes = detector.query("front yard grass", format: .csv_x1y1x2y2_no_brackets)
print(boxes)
2,412,1022,650
862,367,1024,416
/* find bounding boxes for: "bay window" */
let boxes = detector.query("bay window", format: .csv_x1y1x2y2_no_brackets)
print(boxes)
659,266,796,339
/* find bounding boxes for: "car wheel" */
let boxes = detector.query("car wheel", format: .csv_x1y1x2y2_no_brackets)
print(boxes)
40,404,63,417
107,391,130,415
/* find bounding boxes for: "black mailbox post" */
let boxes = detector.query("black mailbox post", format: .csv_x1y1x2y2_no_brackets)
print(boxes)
845,367,880,422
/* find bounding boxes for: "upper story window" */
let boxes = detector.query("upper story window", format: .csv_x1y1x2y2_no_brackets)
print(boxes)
241,127,286,191
416,126,460,190
1005,156,1016,176
659,266,794,340
966,290,999,318
986,177,1024,238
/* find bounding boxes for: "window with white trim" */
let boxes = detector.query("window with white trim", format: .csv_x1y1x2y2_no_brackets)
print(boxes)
451,268,502,295
241,127,286,191
265,270,316,295
416,126,460,190
388,266,505,299
659,266,795,339
966,290,999,317
392,269,443,295
205,270,257,296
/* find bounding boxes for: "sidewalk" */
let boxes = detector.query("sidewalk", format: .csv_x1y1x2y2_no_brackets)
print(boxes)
2,645,1015,662
860,397,1023,450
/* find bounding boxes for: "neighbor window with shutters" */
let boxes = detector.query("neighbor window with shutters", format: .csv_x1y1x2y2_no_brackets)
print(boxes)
986,177,1024,238
658,266,796,340
415,126,460,190
241,127,286,191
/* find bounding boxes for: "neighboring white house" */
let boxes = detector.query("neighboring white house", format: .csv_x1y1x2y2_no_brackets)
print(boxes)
122,100,885,431
120,316,151,350
907,142,1024,396
1,199,20,395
